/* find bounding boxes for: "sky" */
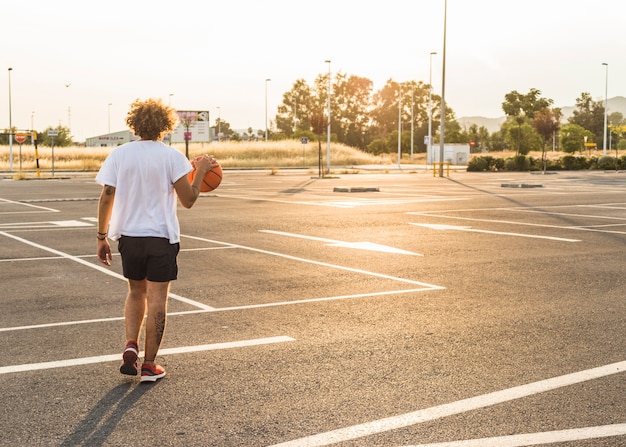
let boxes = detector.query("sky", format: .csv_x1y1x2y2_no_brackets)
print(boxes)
2,0,625,142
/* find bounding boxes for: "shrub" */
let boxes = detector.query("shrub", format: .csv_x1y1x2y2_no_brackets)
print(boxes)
597,156,617,170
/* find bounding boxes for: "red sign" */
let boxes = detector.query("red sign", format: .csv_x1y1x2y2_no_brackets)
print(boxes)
15,133,26,144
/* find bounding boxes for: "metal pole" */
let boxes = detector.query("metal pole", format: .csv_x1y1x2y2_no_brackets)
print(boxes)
397,84,402,167
31,111,35,145
108,103,112,133
265,78,271,142
410,89,414,161
602,62,608,156
325,60,331,174
438,0,447,177
428,51,437,167
8,67,13,172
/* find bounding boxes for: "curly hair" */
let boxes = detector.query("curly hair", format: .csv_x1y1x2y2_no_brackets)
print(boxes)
125,98,178,141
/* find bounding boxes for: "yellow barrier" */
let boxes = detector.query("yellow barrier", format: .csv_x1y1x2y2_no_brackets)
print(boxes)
433,161,450,177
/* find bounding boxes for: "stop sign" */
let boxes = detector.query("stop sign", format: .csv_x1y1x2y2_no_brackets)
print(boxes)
15,133,26,144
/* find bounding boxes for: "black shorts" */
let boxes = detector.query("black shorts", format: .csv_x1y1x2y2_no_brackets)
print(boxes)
118,236,180,282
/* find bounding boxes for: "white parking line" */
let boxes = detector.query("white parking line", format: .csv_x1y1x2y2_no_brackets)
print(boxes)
410,223,581,242
400,424,626,447
268,360,626,447
0,336,295,375
0,197,59,214
0,231,214,311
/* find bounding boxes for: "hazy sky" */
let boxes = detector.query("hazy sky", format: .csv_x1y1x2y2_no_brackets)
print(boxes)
2,0,624,142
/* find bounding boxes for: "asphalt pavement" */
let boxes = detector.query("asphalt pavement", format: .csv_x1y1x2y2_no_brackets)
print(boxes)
0,168,624,447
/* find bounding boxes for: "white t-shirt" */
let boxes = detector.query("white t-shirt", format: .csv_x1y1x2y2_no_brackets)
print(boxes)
96,140,193,244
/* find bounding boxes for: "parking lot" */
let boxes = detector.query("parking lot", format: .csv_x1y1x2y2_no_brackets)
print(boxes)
0,168,624,446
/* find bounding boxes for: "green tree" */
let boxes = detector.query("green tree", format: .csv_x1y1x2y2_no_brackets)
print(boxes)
37,125,73,147
560,123,592,153
532,107,562,169
502,89,553,155
568,92,605,144
275,78,314,137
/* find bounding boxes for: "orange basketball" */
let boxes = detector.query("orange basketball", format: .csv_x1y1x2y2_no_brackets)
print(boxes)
189,164,223,192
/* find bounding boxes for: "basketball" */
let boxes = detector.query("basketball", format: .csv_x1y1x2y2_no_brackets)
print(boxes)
189,164,223,192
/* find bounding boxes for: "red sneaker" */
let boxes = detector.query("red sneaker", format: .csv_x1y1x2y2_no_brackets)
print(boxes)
140,363,166,383
120,340,138,376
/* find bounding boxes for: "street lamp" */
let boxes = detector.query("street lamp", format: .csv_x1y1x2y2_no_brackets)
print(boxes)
8,67,13,172
438,0,448,177
108,103,112,133
265,78,271,142
428,51,437,166
31,111,35,145
602,62,608,156
168,93,174,106
398,83,402,167
325,60,331,173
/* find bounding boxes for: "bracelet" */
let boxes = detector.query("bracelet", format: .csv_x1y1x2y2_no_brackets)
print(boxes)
97,231,107,236
97,235,107,240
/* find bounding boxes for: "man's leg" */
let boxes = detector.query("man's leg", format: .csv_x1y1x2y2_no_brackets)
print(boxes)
143,280,170,365
120,279,147,375
125,279,147,342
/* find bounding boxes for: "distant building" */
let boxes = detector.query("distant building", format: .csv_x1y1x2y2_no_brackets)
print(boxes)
427,143,471,165
86,130,137,147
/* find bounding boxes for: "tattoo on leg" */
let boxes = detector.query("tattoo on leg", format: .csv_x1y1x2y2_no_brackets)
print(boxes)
154,311,166,347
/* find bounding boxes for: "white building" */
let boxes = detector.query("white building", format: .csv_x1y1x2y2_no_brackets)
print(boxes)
427,143,471,165
86,130,137,148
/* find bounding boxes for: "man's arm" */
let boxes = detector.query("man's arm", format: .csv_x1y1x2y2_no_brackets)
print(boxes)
96,185,115,265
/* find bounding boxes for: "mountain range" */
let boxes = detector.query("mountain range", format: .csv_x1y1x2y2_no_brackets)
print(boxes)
457,96,626,133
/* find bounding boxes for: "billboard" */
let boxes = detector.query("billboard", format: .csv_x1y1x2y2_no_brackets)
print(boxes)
171,111,212,143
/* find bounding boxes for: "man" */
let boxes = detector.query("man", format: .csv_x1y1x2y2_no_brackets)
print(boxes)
96,98,218,382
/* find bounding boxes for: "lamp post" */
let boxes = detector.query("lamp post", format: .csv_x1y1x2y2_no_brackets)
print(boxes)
428,51,437,167
397,83,402,167
438,0,448,177
31,111,35,145
108,103,112,133
168,93,174,106
602,62,608,156
325,59,331,173
410,88,414,161
8,67,13,172
265,78,271,142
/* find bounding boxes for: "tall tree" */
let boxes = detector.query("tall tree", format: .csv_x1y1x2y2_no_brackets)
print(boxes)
568,92,605,145
502,89,553,155
533,107,562,169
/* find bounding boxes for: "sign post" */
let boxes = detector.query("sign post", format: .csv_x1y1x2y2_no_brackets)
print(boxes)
15,133,26,171
48,130,59,176
301,137,308,167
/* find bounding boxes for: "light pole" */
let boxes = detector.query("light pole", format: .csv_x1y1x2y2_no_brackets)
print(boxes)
217,106,221,141
8,67,13,172
602,62,608,156
265,78,271,142
31,111,35,145
428,51,437,166
108,103,112,133
438,0,448,177
168,93,174,106
410,88,414,161
325,60,331,173
397,83,402,167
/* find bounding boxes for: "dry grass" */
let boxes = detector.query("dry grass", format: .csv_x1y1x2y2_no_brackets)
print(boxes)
1,141,581,175
0,140,409,173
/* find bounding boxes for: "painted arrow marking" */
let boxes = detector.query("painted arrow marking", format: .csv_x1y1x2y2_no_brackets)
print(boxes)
260,230,422,256
410,223,580,242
